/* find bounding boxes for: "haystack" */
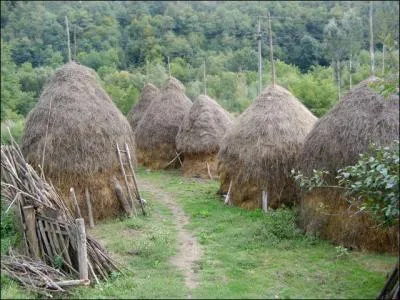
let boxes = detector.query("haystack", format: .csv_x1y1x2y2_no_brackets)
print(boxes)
135,77,192,169
21,62,136,221
298,77,399,252
127,83,160,132
218,84,317,209
176,94,233,178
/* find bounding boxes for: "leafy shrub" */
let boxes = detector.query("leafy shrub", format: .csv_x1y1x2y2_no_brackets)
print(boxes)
1,118,25,145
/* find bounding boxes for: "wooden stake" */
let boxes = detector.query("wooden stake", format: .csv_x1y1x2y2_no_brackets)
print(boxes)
267,11,276,87
85,188,94,228
70,188,81,218
22,206,40,259
65,16,71,63
203,60,207,95
113,178,133,217
262,190,268,213
224,180,233,205
257,18,262,95
74,25,77,60
176,151,183,167
167,56,171,77
76,218,88,281
206,162,212,180
369,1,375,76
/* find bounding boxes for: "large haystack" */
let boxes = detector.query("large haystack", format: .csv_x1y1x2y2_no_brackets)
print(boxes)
135,77,192,169
21,62,136,221
298,77,399,252
127,83,160,132
218,84,317,209
176,94,233,178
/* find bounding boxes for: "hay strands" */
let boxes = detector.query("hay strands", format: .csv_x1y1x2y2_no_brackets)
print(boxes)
1,131,120,286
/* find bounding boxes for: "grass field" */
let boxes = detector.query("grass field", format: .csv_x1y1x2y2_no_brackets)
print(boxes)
1,167,396,299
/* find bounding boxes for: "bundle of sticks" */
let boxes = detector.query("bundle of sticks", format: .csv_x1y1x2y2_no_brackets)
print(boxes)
1,132,119,293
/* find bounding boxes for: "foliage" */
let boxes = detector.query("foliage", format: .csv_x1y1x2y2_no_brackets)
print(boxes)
1,119,25,145
292,141,399,227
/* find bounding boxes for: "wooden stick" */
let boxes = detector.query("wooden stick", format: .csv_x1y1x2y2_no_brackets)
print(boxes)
85,188,95,228
165,152,182,167
54,279,90,287
113,178,133,217
125,143,146,216
76,218,88,281
262,190,268,213
206,162,212,180
224,180,233,205
22,206,40,259
267,10,276,87
70,187,81,218
176,151,183,167
116,143,137,216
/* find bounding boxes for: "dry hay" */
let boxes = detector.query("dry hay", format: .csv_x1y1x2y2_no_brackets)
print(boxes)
300,77,399,176
176,94,233,178
21,62,136,220
182,152,219,179
297,77,399,252
218,84,317,209
135,77,192,169
297,189,398,253
137,143,182,170
127,83,160,132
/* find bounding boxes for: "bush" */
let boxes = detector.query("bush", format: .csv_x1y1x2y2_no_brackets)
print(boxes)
1,118,25,145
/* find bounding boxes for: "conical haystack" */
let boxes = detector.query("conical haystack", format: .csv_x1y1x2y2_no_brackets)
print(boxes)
298,77,399,252
218,84,317,209
176,94,233,178
127,83,160,132
21,62,136,221
135,77,192,169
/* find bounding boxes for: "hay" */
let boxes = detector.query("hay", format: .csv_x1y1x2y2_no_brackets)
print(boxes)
297,77,399,252
176,94,233,154
21,62,135,220
127,83,160,132
181,152,219,179
300,77,399,176
218,84,317,208
176,94,233,178
135,77,192,169
297,189,398,253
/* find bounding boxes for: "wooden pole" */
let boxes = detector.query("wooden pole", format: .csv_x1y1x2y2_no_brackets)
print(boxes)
113,177,133,217
369,1,375,76
74,25,77,60
262,190,268,213
167,56,171,77
203,60,207,95
22,206,40,259
257,18,262,95
224,180,233,205
206,162,212,180
75,218,88,281
70,187,81,218
65,16,71,63
267,11,276,87
85,188,94,228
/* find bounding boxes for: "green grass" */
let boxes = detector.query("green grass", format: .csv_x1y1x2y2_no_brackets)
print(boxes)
137,168,396,299
1,168,396,299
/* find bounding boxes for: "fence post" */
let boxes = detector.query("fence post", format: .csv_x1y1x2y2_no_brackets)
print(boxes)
262,190,268,213
75,218,88,281
22,206,40,259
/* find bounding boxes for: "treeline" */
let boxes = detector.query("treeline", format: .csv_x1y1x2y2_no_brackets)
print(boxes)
1,1,399,126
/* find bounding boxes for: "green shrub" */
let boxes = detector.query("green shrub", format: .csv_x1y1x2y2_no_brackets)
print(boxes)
1,118,25,145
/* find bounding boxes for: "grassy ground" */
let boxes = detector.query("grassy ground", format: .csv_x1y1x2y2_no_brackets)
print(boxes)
1,167,396,299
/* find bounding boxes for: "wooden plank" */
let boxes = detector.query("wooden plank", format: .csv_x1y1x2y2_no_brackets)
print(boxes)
43,220,58,261
76,218,88,281
125,143,146,216
262,190,268,213
85,188,95,228
116,143,137,216
22,206,40,259
70,187,82,218
38,219,54,259
55,222,73,267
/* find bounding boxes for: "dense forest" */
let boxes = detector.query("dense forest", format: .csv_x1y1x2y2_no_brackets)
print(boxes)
1,1,399,135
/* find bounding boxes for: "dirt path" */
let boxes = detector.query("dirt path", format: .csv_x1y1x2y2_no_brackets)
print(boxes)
137,177,202,298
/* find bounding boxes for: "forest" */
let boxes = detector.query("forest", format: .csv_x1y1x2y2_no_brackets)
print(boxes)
1,0,399,136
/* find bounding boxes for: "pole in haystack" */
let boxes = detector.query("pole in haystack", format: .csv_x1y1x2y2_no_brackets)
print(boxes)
76,218,89,282
203,60,207,95
146,59,149,81
369,1,375,76
65,16,71,63
167,56,171,77
74,25,77,60
267,10,276,87
257,18,262,95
